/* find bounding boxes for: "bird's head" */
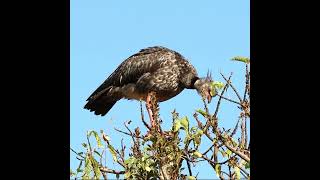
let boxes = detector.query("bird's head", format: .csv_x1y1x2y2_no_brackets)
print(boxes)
194,71,216,104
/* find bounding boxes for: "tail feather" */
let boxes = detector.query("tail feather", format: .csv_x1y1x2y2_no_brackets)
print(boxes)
84,97,118,116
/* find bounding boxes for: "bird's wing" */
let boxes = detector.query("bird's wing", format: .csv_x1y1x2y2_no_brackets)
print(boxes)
86,46,173,101
136,64,180,92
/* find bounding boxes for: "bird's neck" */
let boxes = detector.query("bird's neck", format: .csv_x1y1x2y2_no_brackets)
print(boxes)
185,76,199,89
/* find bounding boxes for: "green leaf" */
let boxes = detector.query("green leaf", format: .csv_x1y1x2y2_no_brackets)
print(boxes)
226,149,232,157
145,166,151,172
196,129,203,135
82,143,87,148
108,144,118,162
196,109,207,117
215,164,221,178
211,81,224,90
82,155,92,179
90,155,101,179
193,151,202,158
125,157,134,164
124,172,131,179
180,116,189,132
190,127,198,133
88,130,103,148
194,135,202,147
187,176,197,180
245,162,250,169
231,56,250,64
212,138,217,145
234,166,241,180
173,119,181,132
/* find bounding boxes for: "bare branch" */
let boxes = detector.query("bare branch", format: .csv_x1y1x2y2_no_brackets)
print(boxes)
214,73,232,117
222,139,250,163
202,144,214,156
114,128,143,139
240,116,246,149
70,148,85,159
216,94,241,105
243,64,250,100
220,72,242,102
186,158,193,176
102,171,107,180
230,118,240,137
99,167,125,174
140,101,151,130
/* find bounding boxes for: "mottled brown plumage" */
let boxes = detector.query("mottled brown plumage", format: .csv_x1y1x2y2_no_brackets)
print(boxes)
84,46,213,116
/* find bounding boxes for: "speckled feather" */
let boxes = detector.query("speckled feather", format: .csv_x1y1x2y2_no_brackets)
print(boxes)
84,46,199,116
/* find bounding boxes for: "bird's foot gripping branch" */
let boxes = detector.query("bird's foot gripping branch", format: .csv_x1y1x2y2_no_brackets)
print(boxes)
71,57,250,180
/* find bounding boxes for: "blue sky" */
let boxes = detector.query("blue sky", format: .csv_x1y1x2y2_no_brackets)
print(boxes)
71,0,249,179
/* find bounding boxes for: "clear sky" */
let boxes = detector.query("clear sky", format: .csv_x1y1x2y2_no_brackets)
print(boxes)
71,0,249,179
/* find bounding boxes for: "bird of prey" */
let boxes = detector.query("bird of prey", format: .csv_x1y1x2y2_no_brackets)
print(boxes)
84,46,214,127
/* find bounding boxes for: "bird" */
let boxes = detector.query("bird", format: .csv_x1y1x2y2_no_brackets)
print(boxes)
84,46,215,128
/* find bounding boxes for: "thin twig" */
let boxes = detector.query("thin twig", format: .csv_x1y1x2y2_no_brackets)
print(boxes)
240,116,246,149
202,154,234,165
244,64,250,100
186,158,193,176
70,148,85,159
202,144,214,156
214,73,232,117
244,116,248,149
114,128,143,139
120,139,125,162
216,94,241,105
140,101,151,130
235,163,250,178
202,155,225,180
99,167,125,174
220,72,242,102
102,171,107,180
123,120,138,144
221,138,250,162
230,118,240,137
